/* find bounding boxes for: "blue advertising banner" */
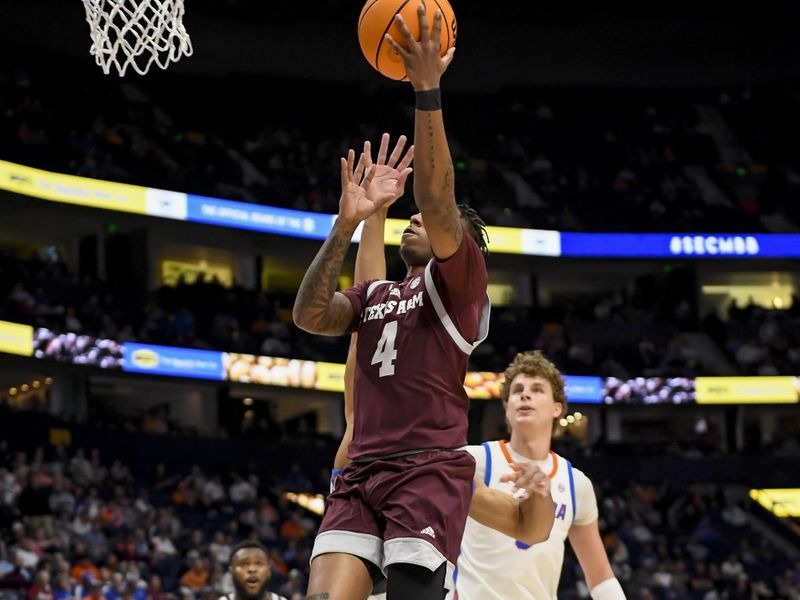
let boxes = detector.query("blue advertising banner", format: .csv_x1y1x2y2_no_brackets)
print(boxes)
186,194,333,240
6,158,800,259
560,233,800,259
122,343,225,380
564,375,604,403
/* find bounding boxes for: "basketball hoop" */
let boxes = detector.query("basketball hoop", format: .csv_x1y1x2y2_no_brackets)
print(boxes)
81,0,193,76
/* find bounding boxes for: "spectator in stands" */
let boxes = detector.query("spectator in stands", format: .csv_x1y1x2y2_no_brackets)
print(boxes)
0,550,31,596
51,572,72,600
29,569,54,599
179,555,209,594
69,547,99,583
229,475,257,506
201,477,226,508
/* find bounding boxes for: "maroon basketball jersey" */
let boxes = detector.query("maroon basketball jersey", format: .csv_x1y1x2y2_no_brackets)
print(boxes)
341,234,490,460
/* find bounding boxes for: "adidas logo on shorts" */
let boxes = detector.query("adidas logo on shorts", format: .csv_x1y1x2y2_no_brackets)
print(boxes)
420,526,436,539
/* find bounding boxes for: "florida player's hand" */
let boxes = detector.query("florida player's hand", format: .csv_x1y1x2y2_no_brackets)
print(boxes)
363,133,414,212
385,2,456,91
338,148,406,228
500,463,551,500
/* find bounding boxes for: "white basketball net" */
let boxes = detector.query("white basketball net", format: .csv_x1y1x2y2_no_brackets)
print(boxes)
81,0,193,76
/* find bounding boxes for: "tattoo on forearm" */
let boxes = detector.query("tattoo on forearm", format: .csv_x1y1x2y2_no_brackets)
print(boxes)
295,225,353,333
442,166,454,193
415,106,462,246
432,202,463,242
427,113,435,171
306,594,330,600
434,167,459,237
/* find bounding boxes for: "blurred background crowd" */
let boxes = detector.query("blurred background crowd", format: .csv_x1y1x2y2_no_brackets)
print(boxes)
1,422,798,599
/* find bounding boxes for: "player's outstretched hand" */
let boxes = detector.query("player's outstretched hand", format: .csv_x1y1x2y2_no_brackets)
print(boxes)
385,2,456,91
363,133,414,211
338,149,399,228
500,463,551,500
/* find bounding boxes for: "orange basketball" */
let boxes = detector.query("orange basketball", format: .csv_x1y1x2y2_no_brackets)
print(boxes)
358,0,457,81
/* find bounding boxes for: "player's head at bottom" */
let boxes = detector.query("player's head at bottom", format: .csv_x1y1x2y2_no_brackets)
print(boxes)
229,540,272,599
399,204,489,266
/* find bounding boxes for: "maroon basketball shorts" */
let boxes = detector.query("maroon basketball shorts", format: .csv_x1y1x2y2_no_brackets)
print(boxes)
312,449,476,591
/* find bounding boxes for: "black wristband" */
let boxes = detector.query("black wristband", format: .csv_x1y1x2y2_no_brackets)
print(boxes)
415,88,442,111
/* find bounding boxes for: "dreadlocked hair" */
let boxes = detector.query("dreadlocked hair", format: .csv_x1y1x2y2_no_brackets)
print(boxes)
457,204,490,254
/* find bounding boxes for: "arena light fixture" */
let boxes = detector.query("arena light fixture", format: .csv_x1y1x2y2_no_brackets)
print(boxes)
750,489,800,518
284,492,325,516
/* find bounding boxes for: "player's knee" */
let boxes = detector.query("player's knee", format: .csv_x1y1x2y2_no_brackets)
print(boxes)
386,563,447,600
307,553,374,599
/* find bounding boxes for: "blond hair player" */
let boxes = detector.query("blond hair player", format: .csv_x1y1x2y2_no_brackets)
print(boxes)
451,351,626,600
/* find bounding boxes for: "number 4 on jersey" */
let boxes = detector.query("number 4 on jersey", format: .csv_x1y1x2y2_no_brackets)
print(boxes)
371,321,398,377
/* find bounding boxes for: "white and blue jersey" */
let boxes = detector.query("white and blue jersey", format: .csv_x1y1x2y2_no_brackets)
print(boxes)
450,441,598,600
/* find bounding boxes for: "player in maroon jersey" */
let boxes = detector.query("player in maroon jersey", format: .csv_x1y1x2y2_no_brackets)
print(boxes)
293,5,501,599
325,135,555,600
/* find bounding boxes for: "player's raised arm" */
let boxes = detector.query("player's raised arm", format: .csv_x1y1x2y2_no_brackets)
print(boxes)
469,462,555,546
386,3,462,260
333,135,413,471
292,143,412,336
356,133,413,284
